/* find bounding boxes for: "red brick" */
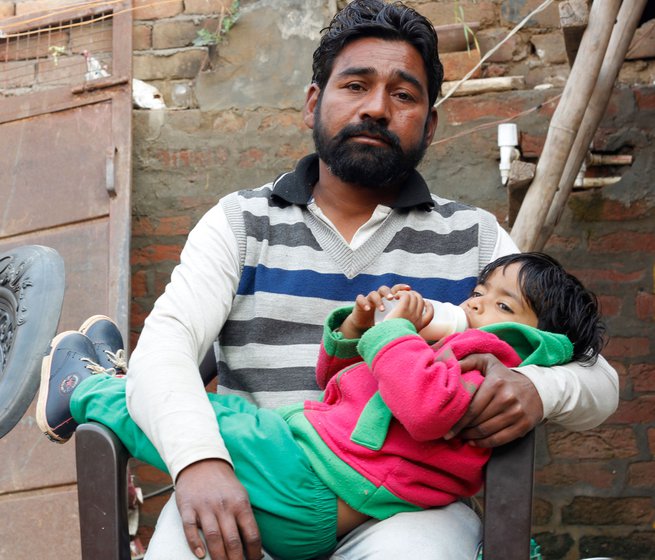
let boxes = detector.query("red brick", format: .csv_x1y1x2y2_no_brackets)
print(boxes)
133,215,192,237
129,300,150,328
604,336,650,359
543,235,580,252
547,427,639,459
156,147,229,169
443,94,532,125
184,0,231,14
589,231,655,254
131,269,149,298
533,498,553,525
520,132,545,158
627,461,655,487
591,199,651,222
14,0,77,15
630,363,655,392
636,290,655,322
154,270,174,296
611,360,629,393
609,395,655,424
417,1,496,27
535,462,616,488
531,32,567,64
562,496,653,525
598,295,622,318
131,244,183,266
635,87,655,111
477,28,528,63
213,111,248,133
238,148,266,169
441,49,482,81
568,267,645,285
648,428,655,453
134,0,183,20
133,23,153,51
258,110,305,132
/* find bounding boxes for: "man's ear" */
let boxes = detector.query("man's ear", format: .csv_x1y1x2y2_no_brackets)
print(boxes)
303,83,320,130
424,107,438,145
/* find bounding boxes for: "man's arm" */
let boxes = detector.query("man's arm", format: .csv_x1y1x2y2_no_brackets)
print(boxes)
126,202,262,559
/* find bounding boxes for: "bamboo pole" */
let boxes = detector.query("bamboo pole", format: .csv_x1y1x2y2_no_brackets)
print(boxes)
510,0,621,251
534,0,647,250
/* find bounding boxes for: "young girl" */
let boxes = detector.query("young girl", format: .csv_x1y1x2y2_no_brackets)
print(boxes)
37,252,605,560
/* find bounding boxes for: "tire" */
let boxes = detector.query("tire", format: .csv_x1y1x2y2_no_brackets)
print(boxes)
0,245,65,439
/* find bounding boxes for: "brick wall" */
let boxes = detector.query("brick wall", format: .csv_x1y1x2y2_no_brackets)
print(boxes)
5,1,655,558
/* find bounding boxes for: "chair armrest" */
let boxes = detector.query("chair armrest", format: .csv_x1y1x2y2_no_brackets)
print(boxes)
482,430,535,560
76,422,131,560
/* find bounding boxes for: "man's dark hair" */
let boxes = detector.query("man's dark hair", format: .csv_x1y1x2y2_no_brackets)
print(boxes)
312,0,444,107
478,252,606,364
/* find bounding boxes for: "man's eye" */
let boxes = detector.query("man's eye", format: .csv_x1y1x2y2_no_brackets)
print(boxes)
346,83,364,91
395,91,414,101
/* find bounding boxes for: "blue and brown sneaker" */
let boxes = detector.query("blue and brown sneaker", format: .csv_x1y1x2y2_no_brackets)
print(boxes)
36,331,108,443
79,315,127,375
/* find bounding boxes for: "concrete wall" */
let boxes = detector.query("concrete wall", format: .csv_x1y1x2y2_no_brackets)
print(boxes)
4,1,655,558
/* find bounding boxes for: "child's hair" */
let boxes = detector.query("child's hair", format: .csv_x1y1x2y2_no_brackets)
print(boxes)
477,252,606,363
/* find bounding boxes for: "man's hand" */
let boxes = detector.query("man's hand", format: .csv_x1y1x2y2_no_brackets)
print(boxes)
446,353,543,448
175,459,262,560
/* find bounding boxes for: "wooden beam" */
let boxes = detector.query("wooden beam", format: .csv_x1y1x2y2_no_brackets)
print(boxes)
559,0,590,66
441,76,525,97
511,1,622,251
534,0,648,250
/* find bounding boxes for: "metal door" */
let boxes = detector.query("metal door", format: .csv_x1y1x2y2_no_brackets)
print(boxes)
0,2,132,557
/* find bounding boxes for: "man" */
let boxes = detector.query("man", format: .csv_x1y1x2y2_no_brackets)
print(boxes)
127,2,618,559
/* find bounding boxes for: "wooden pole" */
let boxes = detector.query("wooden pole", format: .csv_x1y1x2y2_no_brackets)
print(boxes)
534,0,647,250
510,1,621,251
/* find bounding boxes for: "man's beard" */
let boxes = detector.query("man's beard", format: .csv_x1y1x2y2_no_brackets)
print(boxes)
313,110,428,190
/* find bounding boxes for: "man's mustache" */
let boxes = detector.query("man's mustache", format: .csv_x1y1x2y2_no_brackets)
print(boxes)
335,122,401,150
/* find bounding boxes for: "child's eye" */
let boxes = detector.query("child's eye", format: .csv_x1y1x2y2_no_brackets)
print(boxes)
498,302,513,313
471,290,482,298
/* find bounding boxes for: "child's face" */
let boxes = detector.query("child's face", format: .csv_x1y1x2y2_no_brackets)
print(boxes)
460,263,538,329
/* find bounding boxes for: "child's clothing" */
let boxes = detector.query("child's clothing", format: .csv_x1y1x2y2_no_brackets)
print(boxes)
71,309,572,560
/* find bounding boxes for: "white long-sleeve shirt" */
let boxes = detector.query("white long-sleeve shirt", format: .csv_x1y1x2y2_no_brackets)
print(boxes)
126,202,619,480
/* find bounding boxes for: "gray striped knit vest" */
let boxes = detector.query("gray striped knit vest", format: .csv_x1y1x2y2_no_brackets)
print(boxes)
216,184,498,409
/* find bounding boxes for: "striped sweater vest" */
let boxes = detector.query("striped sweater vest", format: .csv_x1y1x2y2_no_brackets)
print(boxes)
216,184,498,409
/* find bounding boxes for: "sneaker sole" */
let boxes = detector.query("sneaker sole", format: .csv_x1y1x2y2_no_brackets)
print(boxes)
79,314,115,336
36,330,78,443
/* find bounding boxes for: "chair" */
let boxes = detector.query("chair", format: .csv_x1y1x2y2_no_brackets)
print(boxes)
0,245,65,439
76,347,537,560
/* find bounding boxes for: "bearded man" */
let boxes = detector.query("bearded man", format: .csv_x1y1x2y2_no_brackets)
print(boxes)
126,1,618,559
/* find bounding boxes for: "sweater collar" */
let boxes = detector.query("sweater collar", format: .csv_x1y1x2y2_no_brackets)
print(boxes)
271,153,434,210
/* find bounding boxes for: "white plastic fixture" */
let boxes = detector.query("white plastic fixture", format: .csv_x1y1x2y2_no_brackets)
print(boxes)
497,123,520,186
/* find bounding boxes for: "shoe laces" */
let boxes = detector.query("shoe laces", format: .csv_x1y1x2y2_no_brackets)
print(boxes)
81,357,113,375
105,348,128,374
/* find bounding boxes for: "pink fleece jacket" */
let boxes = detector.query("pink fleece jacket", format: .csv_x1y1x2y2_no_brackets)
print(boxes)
289,312,524,519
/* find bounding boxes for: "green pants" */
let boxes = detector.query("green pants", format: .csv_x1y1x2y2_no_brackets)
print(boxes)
71,374,338,560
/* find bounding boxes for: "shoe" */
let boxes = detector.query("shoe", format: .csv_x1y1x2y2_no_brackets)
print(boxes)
37,331,108,443
79,315,127,375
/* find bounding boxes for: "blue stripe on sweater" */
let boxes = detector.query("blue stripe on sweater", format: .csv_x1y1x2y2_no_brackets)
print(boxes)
238,265,476,305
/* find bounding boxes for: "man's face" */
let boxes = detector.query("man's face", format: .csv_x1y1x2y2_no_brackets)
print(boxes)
304,37,438,189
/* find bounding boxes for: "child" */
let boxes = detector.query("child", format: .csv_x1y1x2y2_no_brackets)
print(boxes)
36,252,604,560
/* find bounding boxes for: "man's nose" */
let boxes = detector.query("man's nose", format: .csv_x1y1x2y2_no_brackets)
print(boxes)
359,87,391,123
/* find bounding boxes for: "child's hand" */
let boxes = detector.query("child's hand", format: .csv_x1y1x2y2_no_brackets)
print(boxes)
386,290,435,332
339,284,411,338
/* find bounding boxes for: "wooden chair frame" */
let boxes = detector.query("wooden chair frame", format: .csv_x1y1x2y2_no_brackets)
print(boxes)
75,423,535,560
